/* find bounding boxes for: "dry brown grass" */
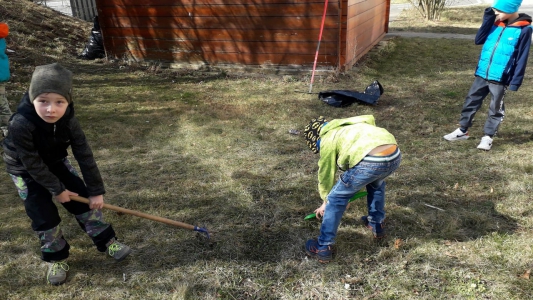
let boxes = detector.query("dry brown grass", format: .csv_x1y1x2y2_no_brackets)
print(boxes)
390,5,486,34
2,1,533,299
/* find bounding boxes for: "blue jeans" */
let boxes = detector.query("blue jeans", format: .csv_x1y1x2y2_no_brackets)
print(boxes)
318,152,401,246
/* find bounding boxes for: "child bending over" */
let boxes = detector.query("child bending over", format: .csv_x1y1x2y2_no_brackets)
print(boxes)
303,115,401,263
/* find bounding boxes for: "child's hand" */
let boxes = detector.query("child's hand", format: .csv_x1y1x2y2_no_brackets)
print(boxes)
88,195,104,210
55,189,78,203
314,202,327,219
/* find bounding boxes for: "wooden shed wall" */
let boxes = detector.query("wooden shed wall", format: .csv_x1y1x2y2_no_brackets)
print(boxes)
343,0,388,70
96,0,342,69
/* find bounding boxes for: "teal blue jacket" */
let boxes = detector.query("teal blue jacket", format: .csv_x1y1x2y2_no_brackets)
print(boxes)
475,8,532,91
0,38,9,83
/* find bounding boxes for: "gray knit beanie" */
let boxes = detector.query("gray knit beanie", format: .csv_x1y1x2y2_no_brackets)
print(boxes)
29,63,73,103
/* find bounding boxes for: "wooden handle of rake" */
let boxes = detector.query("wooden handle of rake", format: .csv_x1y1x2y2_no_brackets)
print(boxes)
70,195,197,231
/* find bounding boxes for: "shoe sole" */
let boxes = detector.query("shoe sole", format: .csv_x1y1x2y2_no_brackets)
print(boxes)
444,136,469,141
48,280,67,286
305,251,333,263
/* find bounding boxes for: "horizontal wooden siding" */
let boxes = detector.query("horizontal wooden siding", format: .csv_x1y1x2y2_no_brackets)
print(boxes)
342,0,388,70
96,0,341,69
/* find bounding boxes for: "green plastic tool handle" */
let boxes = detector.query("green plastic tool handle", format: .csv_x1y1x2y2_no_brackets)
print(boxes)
304,191,368,220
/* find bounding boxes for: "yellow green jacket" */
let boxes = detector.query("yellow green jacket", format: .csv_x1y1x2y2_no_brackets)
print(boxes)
318,115,397,201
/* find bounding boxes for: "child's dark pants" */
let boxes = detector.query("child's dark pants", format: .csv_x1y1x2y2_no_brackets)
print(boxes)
10,159,115,262
459,76,506,137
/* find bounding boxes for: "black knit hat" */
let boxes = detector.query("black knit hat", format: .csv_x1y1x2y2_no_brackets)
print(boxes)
304,116,328,153
29,63,73,103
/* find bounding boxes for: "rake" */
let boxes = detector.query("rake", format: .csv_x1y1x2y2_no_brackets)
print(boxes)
70,195,212,240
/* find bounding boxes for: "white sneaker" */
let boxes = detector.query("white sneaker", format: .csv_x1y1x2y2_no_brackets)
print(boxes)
477,136,493,150
444,128,469,141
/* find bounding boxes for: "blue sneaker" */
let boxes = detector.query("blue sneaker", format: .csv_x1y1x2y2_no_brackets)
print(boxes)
361,216,385,238
305,238,335,263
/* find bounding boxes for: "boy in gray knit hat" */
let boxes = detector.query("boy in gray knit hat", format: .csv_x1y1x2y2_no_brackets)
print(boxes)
2,63,132,285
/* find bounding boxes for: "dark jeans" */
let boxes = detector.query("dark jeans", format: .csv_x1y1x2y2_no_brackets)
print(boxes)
459,76,506,136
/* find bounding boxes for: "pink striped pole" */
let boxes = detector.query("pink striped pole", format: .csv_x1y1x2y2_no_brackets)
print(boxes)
309,0,329,94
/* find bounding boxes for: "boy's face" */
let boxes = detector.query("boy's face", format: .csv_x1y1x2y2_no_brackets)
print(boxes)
493,8,516,21
33,93,69,123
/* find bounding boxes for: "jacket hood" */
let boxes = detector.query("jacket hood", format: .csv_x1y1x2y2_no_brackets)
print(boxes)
320,116,374,137
508,13,532,26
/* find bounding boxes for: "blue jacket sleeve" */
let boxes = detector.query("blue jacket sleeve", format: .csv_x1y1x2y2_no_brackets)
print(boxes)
508,26,532,91
475,8,496,45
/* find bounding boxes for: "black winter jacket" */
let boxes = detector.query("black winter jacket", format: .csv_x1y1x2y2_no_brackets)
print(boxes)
2,92,105,196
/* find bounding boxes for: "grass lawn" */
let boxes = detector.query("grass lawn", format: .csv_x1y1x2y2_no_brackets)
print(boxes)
2,1,533,299
390,5,486,34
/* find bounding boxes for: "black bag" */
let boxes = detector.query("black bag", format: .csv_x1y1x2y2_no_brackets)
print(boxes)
318,80,384,107
79,16,105,60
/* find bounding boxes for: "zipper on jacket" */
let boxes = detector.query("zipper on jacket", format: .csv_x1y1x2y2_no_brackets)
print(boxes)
486,26,506,78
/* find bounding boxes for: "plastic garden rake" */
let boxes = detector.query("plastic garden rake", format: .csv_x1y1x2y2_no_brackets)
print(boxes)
304,190,368,220
70,195,212,240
